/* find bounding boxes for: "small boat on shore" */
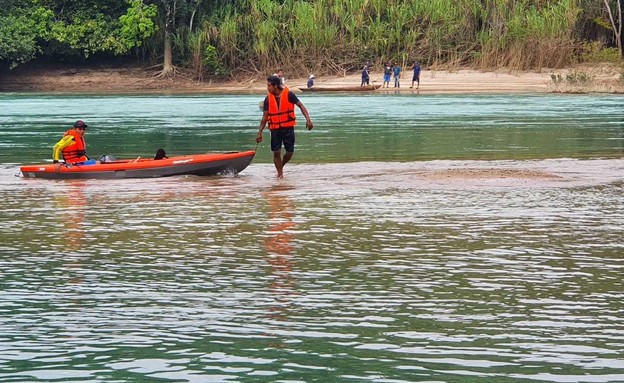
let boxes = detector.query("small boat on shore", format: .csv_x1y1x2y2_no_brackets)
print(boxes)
20,151,255,179
298,84,381,92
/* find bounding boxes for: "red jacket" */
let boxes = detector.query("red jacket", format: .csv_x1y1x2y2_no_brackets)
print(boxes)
267,89,296,130
62,130,88,163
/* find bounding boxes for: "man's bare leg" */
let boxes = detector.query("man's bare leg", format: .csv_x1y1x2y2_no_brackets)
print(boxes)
273,150,284,178
279,152,293,178
281,152,293,168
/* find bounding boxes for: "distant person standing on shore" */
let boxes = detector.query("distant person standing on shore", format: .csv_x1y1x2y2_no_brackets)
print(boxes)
361,62,370,86
383,62,392,88
276,69,287,87
307,74,315,88
393,63,401,87
256,75,313,178
410,61,421,89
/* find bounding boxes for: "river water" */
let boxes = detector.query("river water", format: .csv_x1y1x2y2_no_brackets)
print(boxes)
1,93,623,382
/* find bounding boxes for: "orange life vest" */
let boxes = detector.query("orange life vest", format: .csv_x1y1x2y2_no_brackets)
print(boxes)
267,89,296,130
62,130,88,163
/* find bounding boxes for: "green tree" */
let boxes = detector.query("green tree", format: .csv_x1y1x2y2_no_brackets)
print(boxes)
0,3,53,69
0,14,40,69
0,0,158,70
117,0,158,54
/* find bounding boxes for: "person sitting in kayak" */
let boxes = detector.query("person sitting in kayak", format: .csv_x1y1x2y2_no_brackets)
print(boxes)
154,148,168,160
53,120,96,169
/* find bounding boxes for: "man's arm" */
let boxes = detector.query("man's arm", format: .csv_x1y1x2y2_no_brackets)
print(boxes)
52,135,75,162
256,111,270,143
296,101,313,130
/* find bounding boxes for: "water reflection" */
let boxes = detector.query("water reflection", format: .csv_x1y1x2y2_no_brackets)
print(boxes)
55,180,87,250
263,184,297,327
54,180,88,285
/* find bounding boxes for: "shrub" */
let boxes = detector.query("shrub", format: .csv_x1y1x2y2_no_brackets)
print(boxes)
565,71,592,84
203,44,227,75
580,41,622,63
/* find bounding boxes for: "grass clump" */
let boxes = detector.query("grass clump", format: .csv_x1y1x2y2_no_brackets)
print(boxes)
580,42,622,63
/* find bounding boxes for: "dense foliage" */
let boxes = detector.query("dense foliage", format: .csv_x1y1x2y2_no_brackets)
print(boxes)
0,0,622,76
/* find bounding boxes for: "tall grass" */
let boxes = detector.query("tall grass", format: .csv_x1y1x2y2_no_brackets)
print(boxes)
477,0,579,69
181,0,585,78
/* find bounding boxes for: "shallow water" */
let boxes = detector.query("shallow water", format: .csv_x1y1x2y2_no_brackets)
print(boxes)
1,94,623,382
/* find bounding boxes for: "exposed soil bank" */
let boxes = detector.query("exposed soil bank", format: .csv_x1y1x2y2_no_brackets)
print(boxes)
3,64,619,94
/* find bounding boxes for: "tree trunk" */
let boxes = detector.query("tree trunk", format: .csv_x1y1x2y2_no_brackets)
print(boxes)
163,30,173,73
158,1,176,77
618,0,623,58
603,0,623,57
621,7,624,58
189,9,196,30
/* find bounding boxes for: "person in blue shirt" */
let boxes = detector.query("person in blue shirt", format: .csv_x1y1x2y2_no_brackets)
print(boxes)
307,74,315,88
392,63,401,88
383,62,392,88
410,61,421,89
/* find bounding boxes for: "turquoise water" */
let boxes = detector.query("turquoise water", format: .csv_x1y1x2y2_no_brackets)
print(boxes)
1,94,623,164
1,94,623,382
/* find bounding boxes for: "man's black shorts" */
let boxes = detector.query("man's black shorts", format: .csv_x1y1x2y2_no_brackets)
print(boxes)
270,128,295,152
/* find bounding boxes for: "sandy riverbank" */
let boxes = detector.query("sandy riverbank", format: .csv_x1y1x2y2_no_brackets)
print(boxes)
1,64,621,94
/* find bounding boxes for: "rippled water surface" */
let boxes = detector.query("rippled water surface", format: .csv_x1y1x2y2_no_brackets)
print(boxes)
1,94,623,382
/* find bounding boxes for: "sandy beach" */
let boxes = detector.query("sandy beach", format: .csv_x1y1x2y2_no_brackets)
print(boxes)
1,64,621,94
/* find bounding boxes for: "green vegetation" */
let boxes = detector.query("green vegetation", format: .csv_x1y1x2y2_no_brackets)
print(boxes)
0,0,622,77
551,71,593,84
580,41,622,63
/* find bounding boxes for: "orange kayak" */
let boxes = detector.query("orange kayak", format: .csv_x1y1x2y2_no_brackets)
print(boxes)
20,151,255,179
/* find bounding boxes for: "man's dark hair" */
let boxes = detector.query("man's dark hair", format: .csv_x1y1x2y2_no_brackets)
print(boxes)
154,148,168,160
267,75,282,88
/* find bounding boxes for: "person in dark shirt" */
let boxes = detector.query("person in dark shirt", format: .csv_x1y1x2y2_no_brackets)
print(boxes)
410,61,421,89
361,64,370,86
256,75,314,178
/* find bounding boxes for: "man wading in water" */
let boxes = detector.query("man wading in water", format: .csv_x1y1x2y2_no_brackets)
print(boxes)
256,75,313,178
